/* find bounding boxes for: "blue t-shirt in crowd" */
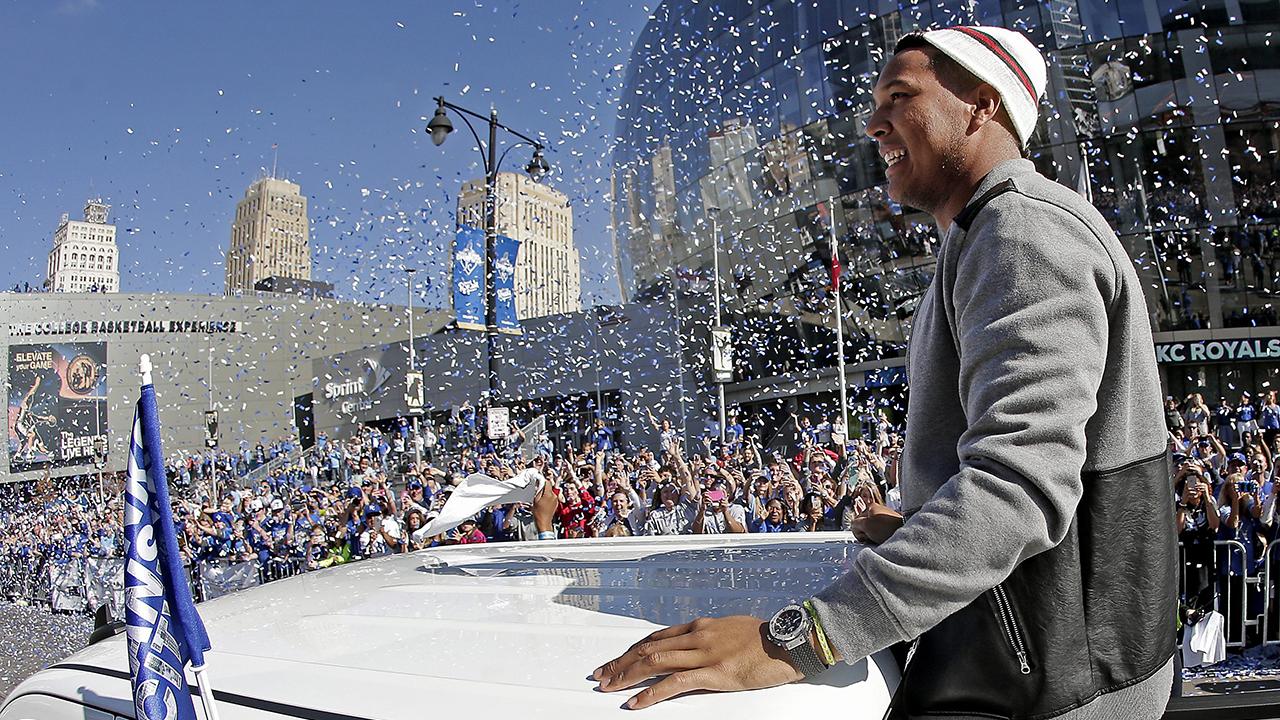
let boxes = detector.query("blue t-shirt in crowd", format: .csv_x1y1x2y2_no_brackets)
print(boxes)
1238,403,1255,423
591,426,615,451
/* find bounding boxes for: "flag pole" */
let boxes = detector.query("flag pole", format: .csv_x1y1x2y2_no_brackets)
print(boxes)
192,665,222,720
136,353,222,720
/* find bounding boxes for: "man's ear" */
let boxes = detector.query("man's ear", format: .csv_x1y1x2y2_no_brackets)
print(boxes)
969,83,1004,131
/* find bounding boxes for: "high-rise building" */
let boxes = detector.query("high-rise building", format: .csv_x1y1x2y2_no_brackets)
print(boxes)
458,173,580,320
45,200,119,293
225,177,311,294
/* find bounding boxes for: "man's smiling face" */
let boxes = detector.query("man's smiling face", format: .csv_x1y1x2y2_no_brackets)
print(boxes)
865,47,976,216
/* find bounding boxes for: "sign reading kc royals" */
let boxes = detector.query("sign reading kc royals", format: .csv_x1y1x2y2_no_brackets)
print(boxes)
1156,338,1280,363
454,225,486,331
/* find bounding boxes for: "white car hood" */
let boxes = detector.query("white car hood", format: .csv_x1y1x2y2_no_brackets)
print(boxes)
9,534,898,719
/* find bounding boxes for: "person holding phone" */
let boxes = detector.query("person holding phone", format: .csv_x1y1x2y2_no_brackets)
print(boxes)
642,440,701,536
693,481,746,534
1219,472,1265,645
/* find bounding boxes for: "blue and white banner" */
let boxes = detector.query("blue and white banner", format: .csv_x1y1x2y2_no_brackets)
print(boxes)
453,225,486,331
125,383,212,720
494,233,522,334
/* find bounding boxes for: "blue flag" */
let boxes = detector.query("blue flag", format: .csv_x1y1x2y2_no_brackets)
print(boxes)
125,383,211,720
494,233,522,334
453,225,486,331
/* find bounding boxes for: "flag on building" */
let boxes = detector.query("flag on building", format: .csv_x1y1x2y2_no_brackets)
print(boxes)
125,368,218,720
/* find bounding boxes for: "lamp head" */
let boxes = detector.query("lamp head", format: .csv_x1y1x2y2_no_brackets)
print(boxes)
526,147,550,182
427,104,453,147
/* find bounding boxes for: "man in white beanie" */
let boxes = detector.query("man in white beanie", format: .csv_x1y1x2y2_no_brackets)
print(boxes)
594,25,1174,719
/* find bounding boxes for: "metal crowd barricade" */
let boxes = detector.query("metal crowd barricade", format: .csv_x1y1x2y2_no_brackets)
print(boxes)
197,557,261,601
48,558,86,612
1178,539,1260,651
0,553,40,601
1215,539,1255,649
29,556,51,606
259,556,303,584
0,554,123,614
1262,541,1280,647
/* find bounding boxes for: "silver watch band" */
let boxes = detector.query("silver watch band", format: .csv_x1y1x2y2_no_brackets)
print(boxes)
788,635,828,678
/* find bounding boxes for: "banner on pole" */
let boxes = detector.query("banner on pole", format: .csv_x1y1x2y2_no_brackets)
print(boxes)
494,233,522,334
711,327,734,383
405,371,424,411
487,407,510,440
519,415,546,461
453,225,486,331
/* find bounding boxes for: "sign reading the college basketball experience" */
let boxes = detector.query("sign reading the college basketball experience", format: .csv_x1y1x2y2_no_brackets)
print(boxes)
8,342,108,473
7,319,242,337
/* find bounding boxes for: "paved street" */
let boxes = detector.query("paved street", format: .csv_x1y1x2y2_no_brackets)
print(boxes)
0,601,91,700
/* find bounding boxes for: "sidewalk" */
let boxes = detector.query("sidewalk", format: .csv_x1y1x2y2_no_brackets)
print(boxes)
1183,646,1280,697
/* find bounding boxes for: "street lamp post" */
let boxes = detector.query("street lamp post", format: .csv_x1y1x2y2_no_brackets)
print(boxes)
407,267,422,470
92,436,107,503
668,266,689,455
426,96,549,402
710,211,727,450
208,347,216,504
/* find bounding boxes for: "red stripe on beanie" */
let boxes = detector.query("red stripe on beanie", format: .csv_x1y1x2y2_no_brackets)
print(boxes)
953,27,1036,104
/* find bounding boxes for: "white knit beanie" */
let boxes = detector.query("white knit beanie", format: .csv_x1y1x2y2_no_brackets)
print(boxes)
918,26,1048,148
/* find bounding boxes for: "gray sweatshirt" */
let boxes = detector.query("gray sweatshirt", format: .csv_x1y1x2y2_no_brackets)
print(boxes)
811,159,1172,718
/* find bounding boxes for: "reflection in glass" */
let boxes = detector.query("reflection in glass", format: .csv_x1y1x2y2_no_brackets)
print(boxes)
613,0,1280,405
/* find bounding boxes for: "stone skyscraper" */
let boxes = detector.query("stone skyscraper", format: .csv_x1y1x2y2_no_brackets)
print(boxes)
45,199,119,293
458,173,580,320
225,177,311,294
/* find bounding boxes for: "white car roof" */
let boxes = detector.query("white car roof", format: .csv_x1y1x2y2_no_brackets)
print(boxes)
3,534,897,719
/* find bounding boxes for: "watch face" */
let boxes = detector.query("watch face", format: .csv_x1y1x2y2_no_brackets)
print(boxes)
770,605,807,643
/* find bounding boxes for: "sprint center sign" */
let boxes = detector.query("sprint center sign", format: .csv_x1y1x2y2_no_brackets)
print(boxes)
1155,339,1280,363
314,343,407,425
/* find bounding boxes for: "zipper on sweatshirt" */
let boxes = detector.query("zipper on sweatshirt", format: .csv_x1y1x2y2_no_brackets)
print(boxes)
880,638,920,720
992,583,1032,675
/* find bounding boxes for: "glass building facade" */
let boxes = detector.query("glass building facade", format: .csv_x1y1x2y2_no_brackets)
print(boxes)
613,0,1280,428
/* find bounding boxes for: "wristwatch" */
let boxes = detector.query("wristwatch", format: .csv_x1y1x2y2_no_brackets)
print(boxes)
766,603,828,678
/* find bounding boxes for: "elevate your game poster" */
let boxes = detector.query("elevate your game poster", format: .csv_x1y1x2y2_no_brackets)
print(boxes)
8,343,108,473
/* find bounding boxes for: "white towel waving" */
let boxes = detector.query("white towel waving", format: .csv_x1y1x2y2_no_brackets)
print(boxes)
415,468,545,540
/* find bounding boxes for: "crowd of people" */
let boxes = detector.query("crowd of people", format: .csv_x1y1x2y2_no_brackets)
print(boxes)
8,389,1280,659
1171,390,1280,649
167,408,903,572
0,408,904,595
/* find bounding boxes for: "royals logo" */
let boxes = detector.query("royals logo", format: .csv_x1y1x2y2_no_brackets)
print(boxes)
456,244,483,277
495,252,515,282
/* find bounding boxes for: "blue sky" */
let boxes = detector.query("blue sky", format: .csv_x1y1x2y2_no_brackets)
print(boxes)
0,0,655,307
